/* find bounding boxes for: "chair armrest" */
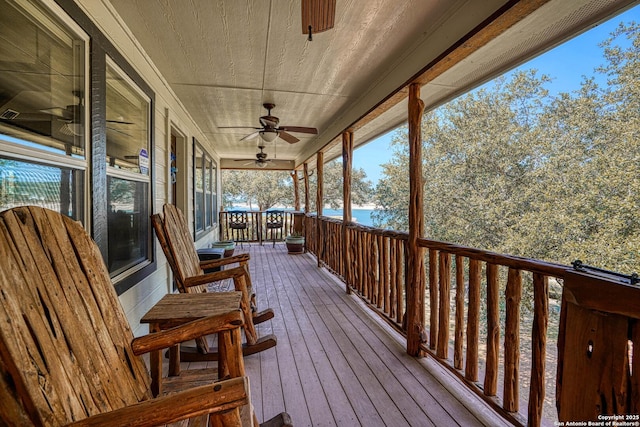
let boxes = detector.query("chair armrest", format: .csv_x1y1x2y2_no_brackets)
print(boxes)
183,266,247,289
66,377,249,427
131,310,243,355
199,253,250,270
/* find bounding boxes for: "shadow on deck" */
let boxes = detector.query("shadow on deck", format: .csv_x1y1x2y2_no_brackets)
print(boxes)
170,243,511,426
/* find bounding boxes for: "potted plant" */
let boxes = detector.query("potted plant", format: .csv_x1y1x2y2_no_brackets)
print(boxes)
212,239,236,257
285,232,305,254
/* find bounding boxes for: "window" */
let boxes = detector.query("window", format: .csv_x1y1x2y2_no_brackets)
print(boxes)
105,60,151,279
193,139,217,238
0,157,84,219
0,0,88,220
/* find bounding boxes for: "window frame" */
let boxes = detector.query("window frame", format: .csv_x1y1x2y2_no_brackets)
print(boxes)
193,138,217,240
0,0,90,224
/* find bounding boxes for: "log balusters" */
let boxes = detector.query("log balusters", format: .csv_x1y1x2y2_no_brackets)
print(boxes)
465,258,481,382
504,268,522,412
436,251,451,359
454,255,465,370
528,273,549,426
305,215,599,426
485,263,500,397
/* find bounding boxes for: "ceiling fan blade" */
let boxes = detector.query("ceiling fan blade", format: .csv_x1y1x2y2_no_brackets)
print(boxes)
278,131,299,144
279,126,317,134
107,119,134,125
218,126,262,129
240,131,260,141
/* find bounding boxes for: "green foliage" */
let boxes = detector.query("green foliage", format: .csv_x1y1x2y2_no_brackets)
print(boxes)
222,159,373,213
374,23,640,274
309,160,373,210
222,170,293,211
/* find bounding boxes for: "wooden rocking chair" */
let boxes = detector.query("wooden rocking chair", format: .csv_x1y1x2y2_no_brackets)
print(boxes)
0,206,291,427
151,204,277,362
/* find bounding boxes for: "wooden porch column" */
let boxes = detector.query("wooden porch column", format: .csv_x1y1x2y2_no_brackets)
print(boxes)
406,83,426,357
303,163,310,214
342,130,354,294
291,170,300,211
316,151,324,267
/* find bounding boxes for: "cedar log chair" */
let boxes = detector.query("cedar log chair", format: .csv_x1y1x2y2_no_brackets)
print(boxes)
0,206,291,427
151,204,276,362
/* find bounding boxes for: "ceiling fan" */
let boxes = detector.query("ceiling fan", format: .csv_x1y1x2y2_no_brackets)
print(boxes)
235,145,272,168
220,103,318,144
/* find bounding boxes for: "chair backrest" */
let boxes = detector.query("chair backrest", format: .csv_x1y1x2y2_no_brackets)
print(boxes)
0,206,151,426
229,210,248,228
151,204,206,293
266,210,284,227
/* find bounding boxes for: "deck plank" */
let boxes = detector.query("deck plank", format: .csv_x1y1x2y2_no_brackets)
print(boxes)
160,243,511,426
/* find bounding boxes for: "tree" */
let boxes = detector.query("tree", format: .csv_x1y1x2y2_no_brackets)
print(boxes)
373,23,640,274
222,159,374,213
222,170,293,211
310,160,373,210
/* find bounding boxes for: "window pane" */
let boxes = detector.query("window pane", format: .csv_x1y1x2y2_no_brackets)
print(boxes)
195,144,204,232
107,176,149,276
106,63,149,174
0,157,83,219
211,162,217,224
205,158,212,227
0,0,86,157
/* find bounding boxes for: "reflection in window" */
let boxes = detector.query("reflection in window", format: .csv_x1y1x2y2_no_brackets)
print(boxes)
105,60,151,279
195,144,204,232
0,0,86,157
0,157,83,220
106,62,149,173
107,176,149,276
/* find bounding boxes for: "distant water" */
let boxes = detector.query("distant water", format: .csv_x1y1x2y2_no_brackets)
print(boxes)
323,208,376,226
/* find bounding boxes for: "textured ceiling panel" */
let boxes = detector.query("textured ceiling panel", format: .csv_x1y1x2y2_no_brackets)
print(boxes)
104,0,637,168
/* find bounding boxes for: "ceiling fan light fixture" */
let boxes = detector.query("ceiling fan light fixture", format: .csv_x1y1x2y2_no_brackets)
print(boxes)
256,160,268,168
260,130,278,142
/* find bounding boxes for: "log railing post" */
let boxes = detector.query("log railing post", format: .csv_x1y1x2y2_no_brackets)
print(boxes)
484,263,500,396
528,273,548,426
465,258,481,381
429,248,439,350
316,151,324,268
303,162,310,214
454,255,465,370
437,251,451,359
405,82,426,357
342,130,353,293
503,268,522,412
291,170,300,211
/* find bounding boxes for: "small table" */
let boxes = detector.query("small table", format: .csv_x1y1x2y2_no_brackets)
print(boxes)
141,291,242,396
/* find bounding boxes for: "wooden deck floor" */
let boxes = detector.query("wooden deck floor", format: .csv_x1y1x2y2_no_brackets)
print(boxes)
175,243,512,427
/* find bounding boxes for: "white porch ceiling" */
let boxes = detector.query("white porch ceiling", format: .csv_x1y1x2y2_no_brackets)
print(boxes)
104,0,637,170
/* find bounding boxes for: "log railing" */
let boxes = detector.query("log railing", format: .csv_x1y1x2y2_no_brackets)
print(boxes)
305,214,640,426
218,210,295,244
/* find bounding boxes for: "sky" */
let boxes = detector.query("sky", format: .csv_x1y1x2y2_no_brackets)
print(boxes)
352,4,640,187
